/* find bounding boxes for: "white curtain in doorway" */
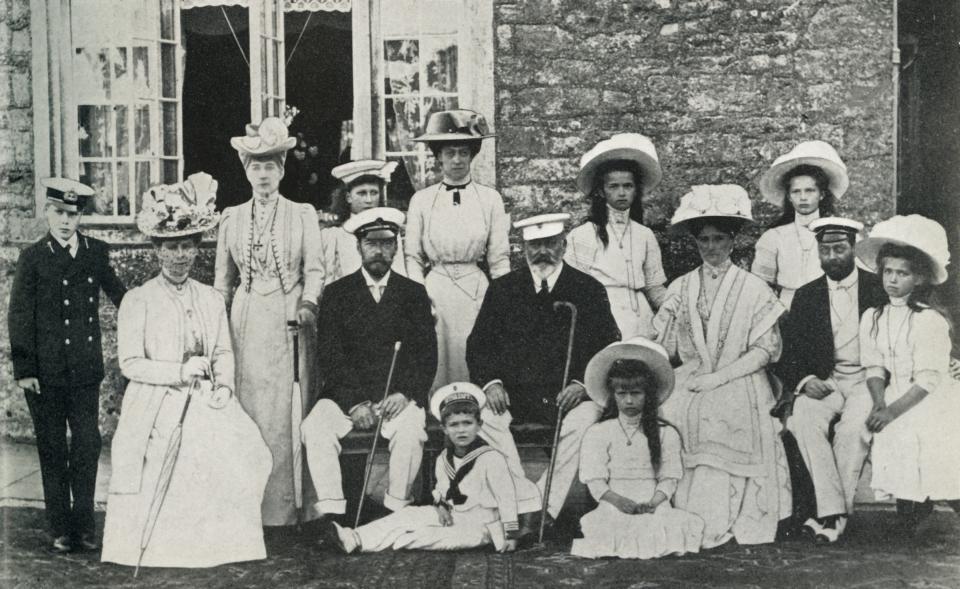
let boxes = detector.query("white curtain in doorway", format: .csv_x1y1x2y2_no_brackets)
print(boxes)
182,0,350,11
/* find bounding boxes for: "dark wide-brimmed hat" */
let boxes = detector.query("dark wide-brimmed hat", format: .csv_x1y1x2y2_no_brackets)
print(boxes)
413,109,495,143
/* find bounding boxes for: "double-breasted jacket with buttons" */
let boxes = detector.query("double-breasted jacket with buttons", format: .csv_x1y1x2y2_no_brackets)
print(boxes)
8,233,126,388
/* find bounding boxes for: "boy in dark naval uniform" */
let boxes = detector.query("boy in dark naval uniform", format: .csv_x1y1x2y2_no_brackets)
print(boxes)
8,178,126,552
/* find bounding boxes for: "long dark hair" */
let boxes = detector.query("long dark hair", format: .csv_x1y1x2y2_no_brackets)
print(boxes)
605,358,666,472
586,160,645,247
869,242,952,339
772,164,836,227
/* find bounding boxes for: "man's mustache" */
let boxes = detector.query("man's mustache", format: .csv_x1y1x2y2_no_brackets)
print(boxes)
532,253,556,264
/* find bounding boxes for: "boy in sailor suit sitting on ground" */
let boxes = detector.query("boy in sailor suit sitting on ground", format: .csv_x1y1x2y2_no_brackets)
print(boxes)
324,383,520,553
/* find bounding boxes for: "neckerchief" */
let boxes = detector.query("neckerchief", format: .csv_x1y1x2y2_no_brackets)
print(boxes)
442,180,471,206
442,438,493,505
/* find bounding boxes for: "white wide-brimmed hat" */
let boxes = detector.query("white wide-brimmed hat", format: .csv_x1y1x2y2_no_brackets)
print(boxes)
332,160,398,186
576,133,662,195
855,214,950,284
584,337,675,407
430,381,486,421
668,184,754,235
137,172,220,238
759,140,849,205
413,109,495,143
230,117,297,159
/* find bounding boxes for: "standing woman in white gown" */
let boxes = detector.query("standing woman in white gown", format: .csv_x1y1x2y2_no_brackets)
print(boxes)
752,141,848,310
565,133,668,340
406,110,511,390
102,175,271,568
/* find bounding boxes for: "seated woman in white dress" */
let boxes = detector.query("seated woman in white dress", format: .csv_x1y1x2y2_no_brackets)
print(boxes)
101,174,272,569
572,337,704,559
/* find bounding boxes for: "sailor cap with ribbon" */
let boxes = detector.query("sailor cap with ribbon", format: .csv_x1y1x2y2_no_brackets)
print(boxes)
513,212,571,241
42,178,95,213
332,160,399,186
342,206,406,238
430,382,487,421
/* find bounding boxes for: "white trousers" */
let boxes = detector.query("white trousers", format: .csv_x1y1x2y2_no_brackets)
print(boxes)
786,370,873,517
301,399,427,514
353,505,500,552
479,401,603,518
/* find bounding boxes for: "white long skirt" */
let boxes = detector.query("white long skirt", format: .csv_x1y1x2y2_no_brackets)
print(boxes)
101,389,272,568
571,478,704,559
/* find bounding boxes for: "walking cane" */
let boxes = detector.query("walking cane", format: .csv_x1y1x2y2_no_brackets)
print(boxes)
355,341,402,528
288,320,305,530
539,301,578,543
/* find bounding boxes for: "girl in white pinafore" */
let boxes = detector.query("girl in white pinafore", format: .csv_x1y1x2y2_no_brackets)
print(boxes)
753,141,848,310
406,110,510,390
565,134,667,340
854,215,960,528
572,338,704,559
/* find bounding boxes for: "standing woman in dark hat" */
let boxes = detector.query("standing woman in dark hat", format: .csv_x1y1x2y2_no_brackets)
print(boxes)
405,110,510,391
215,117,323,528
566,133,668,340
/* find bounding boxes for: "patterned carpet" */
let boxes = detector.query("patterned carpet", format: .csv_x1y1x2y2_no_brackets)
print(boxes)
2,506,959,588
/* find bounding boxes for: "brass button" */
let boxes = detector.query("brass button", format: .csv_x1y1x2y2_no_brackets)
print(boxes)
64,299,69,306
87,336,93,342
88,297,94,302
62,279,68,286
89,317,93,323
64,319,69,326
65,338,70,345
87,277,93,283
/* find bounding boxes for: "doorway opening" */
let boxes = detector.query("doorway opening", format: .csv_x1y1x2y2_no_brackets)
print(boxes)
898,0,960,319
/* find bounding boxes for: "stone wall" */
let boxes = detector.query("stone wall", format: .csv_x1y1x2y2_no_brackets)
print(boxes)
1,0,896,441
494,0,896,278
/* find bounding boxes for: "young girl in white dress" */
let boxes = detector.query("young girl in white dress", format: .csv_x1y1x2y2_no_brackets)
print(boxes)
855,214,960,533
753,141,848,310
571,338,704,559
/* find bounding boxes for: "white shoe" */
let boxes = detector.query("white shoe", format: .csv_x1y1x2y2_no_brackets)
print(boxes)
333,522,359,554
801,517,823,539
815,515,847,544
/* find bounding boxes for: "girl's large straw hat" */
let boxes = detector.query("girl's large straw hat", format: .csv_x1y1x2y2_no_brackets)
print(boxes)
584,337,675,407
668,184,754,235
759,140,849,205
576,133,662,195
855,214,950,285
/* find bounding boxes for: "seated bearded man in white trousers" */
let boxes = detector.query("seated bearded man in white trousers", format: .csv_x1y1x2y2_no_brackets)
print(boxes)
301,208,438,522
775,218,887,542
465,213,621,543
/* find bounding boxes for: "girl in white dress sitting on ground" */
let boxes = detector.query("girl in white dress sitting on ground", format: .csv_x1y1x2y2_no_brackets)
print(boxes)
572,337,704,559
855,214,960,536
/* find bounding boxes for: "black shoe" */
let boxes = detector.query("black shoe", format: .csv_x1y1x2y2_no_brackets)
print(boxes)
51,535,73,554
516,511,556,547
76,533,101,551
315,517,342,552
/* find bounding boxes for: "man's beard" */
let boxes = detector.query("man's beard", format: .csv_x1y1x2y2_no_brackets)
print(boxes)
364,258,390,279
823,260,855,281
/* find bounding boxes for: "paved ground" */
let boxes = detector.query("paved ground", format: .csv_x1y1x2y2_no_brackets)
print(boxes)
2,441,960,588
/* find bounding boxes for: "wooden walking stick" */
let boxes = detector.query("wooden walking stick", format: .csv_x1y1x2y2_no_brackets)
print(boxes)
354,341,402,528
539,300,578,543
288,320,306,529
